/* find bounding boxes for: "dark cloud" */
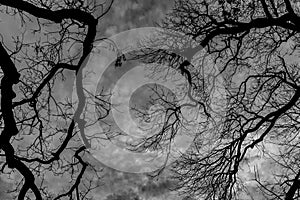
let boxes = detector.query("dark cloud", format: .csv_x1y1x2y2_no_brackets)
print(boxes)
97,0,174,37
105,188,140,200
139,178,175,197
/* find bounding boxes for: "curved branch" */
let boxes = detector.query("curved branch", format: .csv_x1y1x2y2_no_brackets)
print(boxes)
0,42,42,199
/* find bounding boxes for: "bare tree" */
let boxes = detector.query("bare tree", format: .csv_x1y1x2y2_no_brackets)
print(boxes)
0,0,113,199
127,0,300,199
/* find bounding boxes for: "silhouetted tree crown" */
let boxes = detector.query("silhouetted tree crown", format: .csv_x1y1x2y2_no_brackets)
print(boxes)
132,0,300,200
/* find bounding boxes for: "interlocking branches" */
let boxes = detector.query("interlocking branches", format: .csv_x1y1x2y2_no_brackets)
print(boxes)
131,0,300,199
0,0,113,199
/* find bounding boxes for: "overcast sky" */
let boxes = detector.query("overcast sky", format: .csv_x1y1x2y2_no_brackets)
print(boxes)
85,1,184,199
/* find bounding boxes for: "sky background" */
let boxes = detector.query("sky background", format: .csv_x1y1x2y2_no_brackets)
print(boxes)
0,0,282,200
84,1,184,199
0,1,274,199
0,1,280,200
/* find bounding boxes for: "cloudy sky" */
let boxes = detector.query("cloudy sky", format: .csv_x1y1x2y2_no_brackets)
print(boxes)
79,1,284,198
82,1,187,199
0,1,281,200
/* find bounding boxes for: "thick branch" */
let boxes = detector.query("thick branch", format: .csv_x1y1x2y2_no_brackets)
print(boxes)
285,170,300,200
0,42,42,199
187,13,300,58
260,0,272,18
284,0,295,15
0,0,95,24
0,43,20,139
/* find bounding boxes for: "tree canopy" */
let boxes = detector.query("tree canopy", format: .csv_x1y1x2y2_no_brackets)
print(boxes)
2,0,300,200
130,0,300,199
0,0,113,199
